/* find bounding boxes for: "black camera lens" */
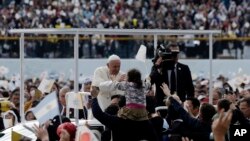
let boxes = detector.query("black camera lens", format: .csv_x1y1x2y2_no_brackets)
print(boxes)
157,45,172,60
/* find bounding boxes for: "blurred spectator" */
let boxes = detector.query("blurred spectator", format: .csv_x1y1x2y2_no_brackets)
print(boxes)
212,88,224,105
2,109,20,129
81,77,92,92
0,0,249,59
57,122,77,141
8,88,20,110
59,86,88,119
24,108,36,121
24,87,43,112
239,97,250,121
184,97,200,118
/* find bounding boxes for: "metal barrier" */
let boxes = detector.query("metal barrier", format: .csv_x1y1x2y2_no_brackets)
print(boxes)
1,36,250,41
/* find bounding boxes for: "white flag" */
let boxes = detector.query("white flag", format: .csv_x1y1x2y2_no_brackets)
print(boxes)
0,80,8,90
135,45,147,62
66,92,84,109
38,79,55,94
32,92,60,124
79,92,91,108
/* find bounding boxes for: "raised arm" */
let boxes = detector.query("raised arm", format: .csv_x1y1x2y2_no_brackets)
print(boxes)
91,88,120,129
99,81,127,93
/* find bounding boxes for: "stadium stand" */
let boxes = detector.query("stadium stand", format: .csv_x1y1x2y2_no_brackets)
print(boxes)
0,0,249,59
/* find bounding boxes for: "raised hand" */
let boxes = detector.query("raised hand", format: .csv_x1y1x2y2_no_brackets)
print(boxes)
212,109,232,141
160,83,171,97
33,124,49,141
118,74,127,82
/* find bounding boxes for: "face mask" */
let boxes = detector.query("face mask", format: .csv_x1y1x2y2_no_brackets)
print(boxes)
3,118,13,129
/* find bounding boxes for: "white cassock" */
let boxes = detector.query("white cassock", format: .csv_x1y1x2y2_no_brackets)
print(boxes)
92,66,124,111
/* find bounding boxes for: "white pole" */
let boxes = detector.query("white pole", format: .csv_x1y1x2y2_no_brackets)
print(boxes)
74,33,79,126
209,34,213,104
20,33,25,123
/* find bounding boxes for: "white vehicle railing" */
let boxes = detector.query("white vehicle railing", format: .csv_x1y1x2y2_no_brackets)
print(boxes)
9,28,221,124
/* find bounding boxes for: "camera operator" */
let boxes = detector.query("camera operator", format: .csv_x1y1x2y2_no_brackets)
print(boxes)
150,44,194,106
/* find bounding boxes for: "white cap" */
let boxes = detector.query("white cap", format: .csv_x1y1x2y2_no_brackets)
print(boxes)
107,54,120,63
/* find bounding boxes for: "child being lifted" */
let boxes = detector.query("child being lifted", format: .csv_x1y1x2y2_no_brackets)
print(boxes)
99,68,151,121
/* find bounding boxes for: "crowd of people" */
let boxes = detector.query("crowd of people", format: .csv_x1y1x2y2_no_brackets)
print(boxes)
0,0,250,58
0,43,250,141
0,0,250,140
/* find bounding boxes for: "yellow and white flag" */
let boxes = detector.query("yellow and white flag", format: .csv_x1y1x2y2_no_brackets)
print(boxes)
66,92,91,109
38,79,55,94
11,130,32,141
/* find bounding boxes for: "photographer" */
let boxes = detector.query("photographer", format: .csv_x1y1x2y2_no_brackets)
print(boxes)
150,44,194,106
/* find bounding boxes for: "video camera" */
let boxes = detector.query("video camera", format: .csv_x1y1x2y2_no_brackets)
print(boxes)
152,44,178,70
157,44,173,60
152,44,172,63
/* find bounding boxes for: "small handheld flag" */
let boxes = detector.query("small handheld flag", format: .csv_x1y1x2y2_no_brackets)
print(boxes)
12,130,32,141
32,92,60,124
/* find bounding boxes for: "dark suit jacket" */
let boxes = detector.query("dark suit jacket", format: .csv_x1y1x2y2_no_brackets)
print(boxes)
175,62,194,101
150,62,194,106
